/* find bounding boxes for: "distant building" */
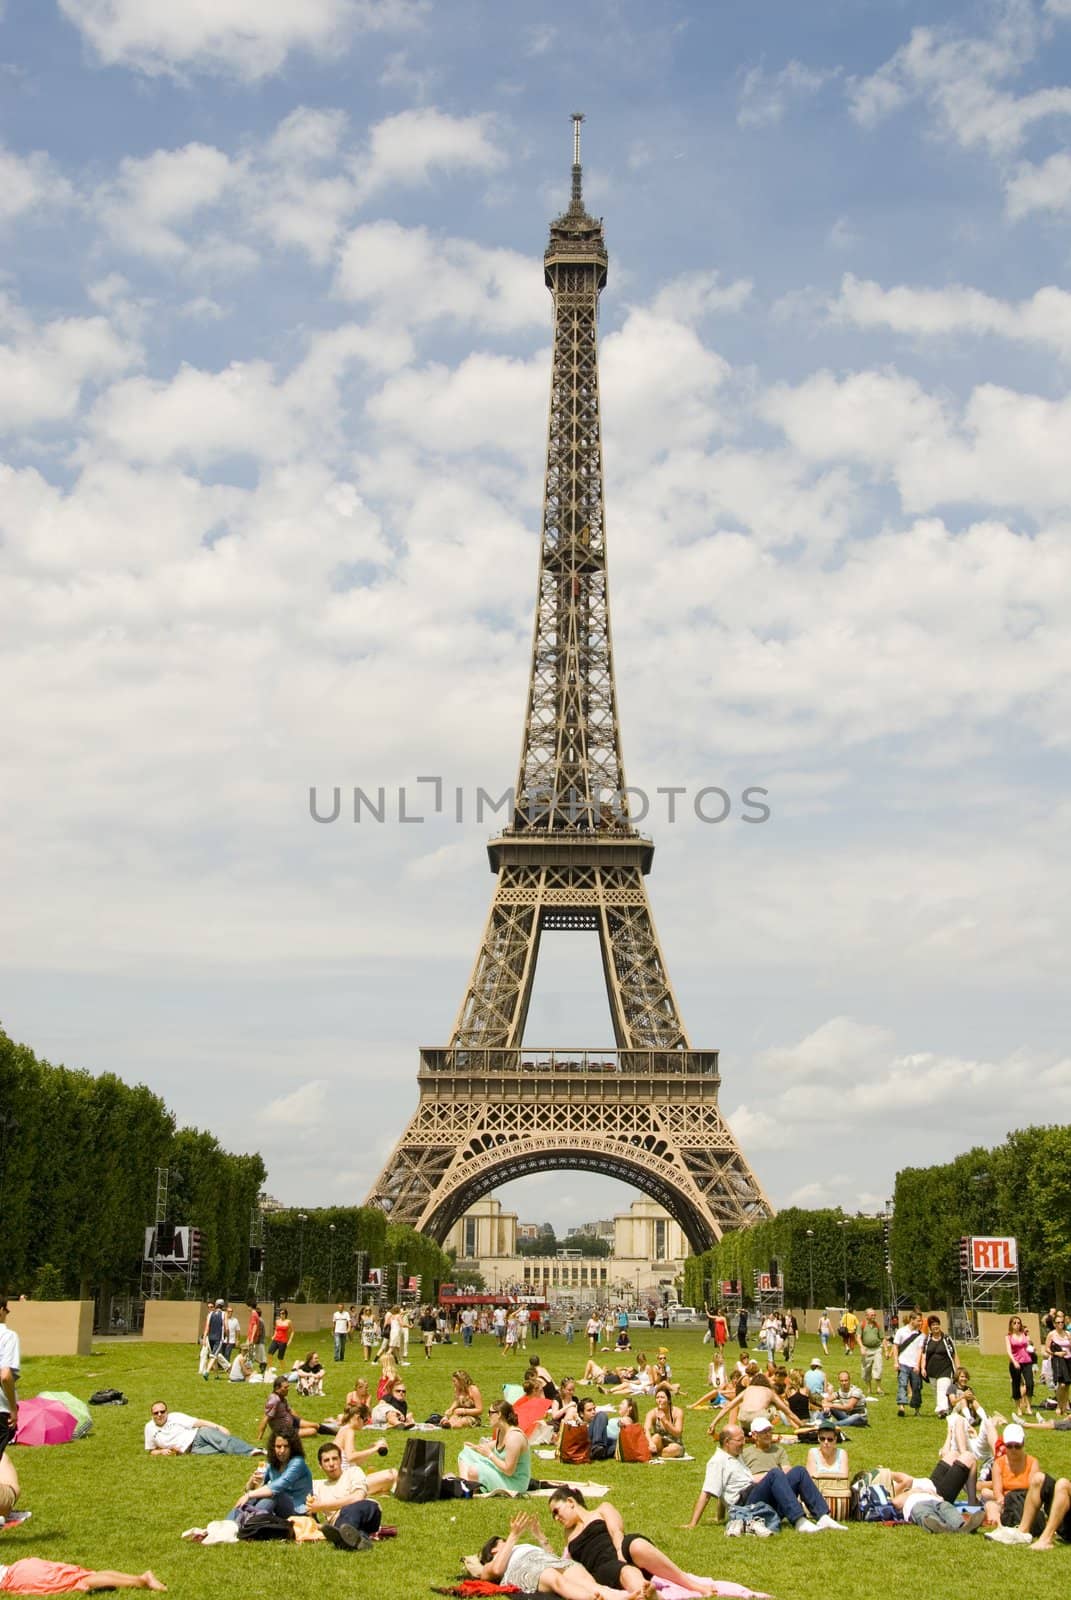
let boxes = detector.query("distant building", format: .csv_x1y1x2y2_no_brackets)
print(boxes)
445,1196,687,1307
516,1223,541,1242
566,1219,615,1242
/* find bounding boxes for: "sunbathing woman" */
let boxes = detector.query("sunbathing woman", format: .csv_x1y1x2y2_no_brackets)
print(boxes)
712,1368,801,1434
548,1488,716,1598
442,1369,483,1429
0,1564,165,1593
478,1511,634,1600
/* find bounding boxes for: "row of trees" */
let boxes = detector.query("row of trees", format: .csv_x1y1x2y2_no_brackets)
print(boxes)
261,1207,451,1304
892,1126,1071,1308
682,1208,888,1311
0,1027,266,1300
683,1125,1070,1311
516,1225,611,1258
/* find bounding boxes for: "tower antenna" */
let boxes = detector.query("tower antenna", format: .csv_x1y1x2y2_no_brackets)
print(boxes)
571,111,585,208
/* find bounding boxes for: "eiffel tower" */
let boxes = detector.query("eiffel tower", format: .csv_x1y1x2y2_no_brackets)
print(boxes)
367,117,771,1251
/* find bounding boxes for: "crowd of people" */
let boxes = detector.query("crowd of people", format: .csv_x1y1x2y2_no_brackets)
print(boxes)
3,1290,1071,1590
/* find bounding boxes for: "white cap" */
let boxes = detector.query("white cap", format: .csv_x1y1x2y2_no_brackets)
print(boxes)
810,1357,823,1367
1003,1423,1026,1446
749,1416,772,1433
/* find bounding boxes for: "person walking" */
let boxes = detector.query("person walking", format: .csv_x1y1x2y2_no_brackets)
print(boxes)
332,1303,351,1363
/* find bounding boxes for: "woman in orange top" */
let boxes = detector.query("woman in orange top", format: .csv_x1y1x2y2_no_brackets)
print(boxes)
980,1425,1041,1528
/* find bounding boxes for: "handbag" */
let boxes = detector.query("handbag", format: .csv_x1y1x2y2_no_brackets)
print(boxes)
558,1423,591,1464
395,1435,445,1502
617,1422,651,1462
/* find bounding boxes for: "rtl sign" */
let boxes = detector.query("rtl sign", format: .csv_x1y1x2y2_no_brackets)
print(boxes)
970,1236,1018,1273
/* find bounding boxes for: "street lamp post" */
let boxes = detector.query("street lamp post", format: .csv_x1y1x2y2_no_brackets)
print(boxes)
297,1213,308,1296
328,1223,336,1299
805,1229,815,1309
837,1219,849,1309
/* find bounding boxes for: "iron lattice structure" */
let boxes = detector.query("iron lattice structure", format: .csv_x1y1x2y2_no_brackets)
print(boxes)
367,118,771,1252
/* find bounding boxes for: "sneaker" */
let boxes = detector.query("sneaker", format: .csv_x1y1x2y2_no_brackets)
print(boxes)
922,1513,955,1534
984,1526,1033,1545
322,1522,360,1549
795,1519,820,1533
961,1509,988,1534
725,1521,743,1537
747,1522,773,1538
815,1514,847,1531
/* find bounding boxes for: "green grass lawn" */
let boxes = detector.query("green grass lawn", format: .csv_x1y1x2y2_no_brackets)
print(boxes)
4,1324,1069,1595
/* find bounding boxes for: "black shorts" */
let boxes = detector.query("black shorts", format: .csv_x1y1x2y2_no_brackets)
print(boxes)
932,1460,969,1503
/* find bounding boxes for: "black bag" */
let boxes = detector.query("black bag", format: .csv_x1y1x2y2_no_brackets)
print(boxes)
395,1435,444,1502
236,1508,295,1542
88,1389,127,1406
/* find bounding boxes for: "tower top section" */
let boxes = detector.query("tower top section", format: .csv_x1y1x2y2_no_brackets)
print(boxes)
546,111,607,284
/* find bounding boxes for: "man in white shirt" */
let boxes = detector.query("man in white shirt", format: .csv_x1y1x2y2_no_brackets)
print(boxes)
143,1400,262,1456
685,1422,843,1532
461,1306,477,1347
332,1304,352,1363
894,1313,924,1417
0,1299,20,1461
306,1442,386,1548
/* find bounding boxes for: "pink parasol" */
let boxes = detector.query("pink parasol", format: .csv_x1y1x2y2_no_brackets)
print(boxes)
14,1397,78,1446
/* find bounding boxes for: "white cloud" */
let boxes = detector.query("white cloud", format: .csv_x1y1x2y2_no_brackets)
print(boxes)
1006,149,1071,216
0,145,73,222
366,350,546,458
830,272,1071,358
738,59,838,128
58,0,425,81
352,107,505,204
847,6,1071,156
650,270,753,321
0,297,138,430
760,365,1071,513
334,220,544,332
96,142,240,260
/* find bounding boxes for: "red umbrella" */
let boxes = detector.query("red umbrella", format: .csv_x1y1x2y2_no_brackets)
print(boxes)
14,1397,77,1446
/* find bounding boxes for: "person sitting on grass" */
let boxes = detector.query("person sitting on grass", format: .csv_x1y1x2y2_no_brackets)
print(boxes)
458,1400,531,1494
144,1401,262,1457
987,1470,1071,1549
370,1376,414,1429
231,1431,312,1521
442,1370,483,1429
685,1421,842,1532
0,1561,165,1593
256,1375,320,1443
816,1369,868,1428
644,1388,685,1457
332,1403,374,1461
477,1510,632,1600
305,1441,389,1549
548,1487,718,1596
294,1350,325,1397
804,1423,852,1521
709,1368,801,1435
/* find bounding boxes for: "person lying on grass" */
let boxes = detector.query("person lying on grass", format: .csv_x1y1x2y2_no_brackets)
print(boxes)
0,1560,165,1593
477,1510,636,1600
548,1487,718,1597
143,1401,262,1457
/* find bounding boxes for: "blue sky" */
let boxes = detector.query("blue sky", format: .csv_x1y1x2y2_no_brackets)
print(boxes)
2,0,1070,1232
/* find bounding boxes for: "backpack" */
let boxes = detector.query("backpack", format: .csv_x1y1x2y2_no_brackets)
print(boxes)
851,1472,901,1522
88,1389,127,1406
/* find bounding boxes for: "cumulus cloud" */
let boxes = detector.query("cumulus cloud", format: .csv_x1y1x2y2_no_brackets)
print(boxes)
0,145,74,222
760,365,1071,514
1006,149,1071,216
95,142,241,261
258,1079,330,1127
335,220,544,331
847,4,1071,156
829,272,1071,359
58,0,426,81
0,296,138,430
